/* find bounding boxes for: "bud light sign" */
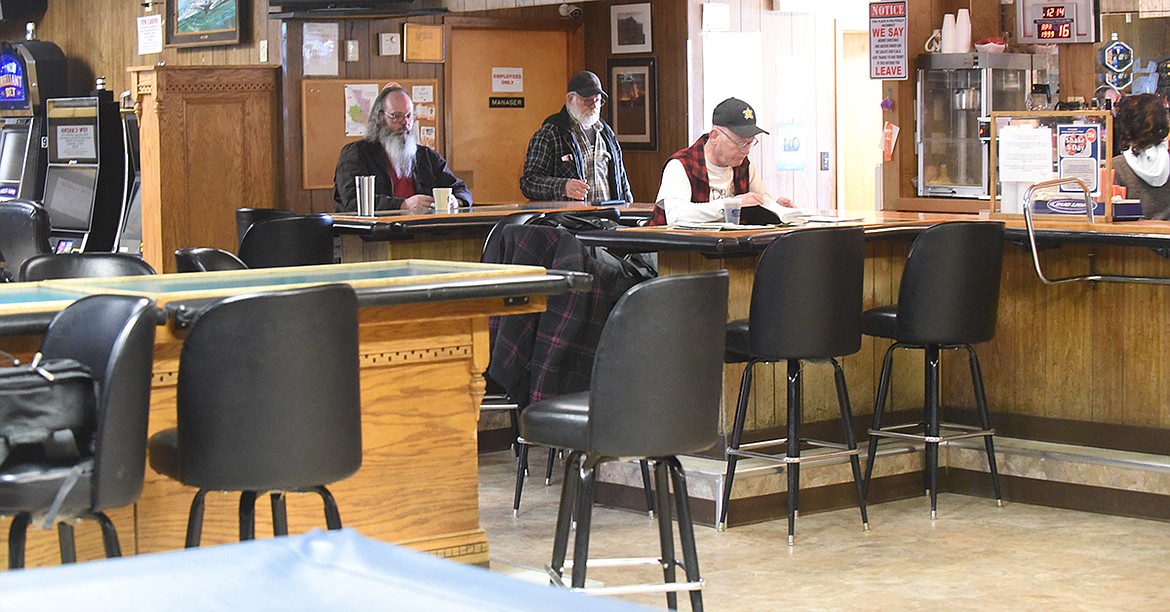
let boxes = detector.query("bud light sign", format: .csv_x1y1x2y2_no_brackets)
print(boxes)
0,50,27,107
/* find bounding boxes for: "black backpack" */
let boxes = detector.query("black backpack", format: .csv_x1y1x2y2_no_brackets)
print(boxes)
0,352,98,468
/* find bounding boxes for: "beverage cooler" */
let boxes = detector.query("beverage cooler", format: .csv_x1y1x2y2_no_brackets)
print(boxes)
916,53,1055,199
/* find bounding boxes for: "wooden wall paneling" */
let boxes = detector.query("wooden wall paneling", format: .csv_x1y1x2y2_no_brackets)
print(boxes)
1041,246,1096,421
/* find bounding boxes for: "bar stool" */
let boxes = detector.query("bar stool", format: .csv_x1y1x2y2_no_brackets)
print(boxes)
718,226,868,544
520,272,727,610
862,221,1005,519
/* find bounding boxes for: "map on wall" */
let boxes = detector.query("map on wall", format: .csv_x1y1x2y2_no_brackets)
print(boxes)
344,84,379,137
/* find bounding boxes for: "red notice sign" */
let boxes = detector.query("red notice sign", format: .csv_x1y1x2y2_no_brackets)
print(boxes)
869,1,908,80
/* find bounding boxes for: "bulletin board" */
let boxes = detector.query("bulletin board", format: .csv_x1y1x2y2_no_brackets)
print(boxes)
300,79,442,190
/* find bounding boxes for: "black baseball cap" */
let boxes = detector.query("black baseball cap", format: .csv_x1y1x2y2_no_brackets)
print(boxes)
712,97,768,138
567,70,607,99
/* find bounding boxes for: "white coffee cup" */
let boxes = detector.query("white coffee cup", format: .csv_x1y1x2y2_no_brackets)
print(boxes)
433,187,454,213
723,198,742,224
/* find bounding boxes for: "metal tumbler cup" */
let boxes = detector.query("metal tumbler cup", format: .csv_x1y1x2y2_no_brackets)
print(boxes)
355,175,376,216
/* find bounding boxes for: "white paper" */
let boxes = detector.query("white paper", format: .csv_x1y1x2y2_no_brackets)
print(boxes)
998,125,1053,183
303,23,340,77
344,84,379,137
491,67,524,93
412,85,434,103
137,14,163,56
702,3,731,32
56,125,96,160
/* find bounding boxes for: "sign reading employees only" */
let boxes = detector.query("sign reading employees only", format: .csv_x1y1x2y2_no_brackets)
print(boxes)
869,1,908,80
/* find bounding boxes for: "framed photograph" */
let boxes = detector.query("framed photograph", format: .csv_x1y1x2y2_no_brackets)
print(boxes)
610,3,652,54
403,23,445,63
165,0,241,48
607,57,657,151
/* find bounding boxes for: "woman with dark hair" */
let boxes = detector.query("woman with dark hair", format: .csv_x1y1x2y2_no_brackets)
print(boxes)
1113,93,1170,219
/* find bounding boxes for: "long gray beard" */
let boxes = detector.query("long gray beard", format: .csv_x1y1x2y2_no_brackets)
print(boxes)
568,104,600,129
379,129,418,178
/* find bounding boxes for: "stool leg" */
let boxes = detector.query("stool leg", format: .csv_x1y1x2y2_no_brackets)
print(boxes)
925,345,941,519
7,511,30,569
57,522,76,564
513,442,529,517
545,448,557,485
271,492,289,536
652,459,678,610
719,360,756,530
785,359,802,546
93,511,122,558
185,489,207,548
641,459,656,518
668,456,704,612
550,450,580,580
239,491,258,541
570,454,600,589
863,344,897,503
314,485,343,530
832,357,869,530
967,345,1003,505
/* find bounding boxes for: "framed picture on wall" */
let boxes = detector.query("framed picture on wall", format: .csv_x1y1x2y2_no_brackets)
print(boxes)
610,3,652,54
607,57,657,151
165,0,242,48
403,23,445,63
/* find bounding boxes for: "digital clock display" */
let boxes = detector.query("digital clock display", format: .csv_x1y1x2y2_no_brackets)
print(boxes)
1038,21,1072,39
1041,6,1067,19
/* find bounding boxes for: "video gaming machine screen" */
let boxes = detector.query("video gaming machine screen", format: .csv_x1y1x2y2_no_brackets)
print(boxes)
0,128,27,184
43,166,98,232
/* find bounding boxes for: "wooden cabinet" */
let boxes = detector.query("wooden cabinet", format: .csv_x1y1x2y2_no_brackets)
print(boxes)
129,65,281,273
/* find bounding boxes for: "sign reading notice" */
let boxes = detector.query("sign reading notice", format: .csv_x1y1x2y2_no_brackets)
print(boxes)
869,1,908,80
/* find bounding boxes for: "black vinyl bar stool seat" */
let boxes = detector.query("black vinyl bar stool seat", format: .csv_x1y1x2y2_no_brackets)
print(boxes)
0,295,159,568
718,226,868,544
174,247,248,273
862,221,1005,519
520,272,728,611
0,199,51,282
147,284,362,547
237,214,334,269
19,253,156,282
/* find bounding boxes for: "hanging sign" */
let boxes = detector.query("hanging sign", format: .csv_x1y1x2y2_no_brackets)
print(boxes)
869,1,908,80
491,67,524,93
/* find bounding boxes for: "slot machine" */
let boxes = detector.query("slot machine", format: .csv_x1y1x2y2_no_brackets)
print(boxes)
0,37,65,202
42,90,126,253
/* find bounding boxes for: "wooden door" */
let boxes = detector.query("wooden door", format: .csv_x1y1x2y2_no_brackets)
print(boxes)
448,24,577,204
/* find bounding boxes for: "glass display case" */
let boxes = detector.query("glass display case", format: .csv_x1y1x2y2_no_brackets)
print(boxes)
916,53,1049,199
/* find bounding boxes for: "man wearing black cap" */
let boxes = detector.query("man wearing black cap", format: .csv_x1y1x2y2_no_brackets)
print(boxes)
649,97,794,225
520,70,632,203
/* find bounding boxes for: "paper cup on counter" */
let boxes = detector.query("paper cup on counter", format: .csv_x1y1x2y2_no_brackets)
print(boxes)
723,198,742,224
433,187,454,213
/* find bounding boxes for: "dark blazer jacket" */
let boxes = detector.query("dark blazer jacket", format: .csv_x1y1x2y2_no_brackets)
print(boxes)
333,139,472,212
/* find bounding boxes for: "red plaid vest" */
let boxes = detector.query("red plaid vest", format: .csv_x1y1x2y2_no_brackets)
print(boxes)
649,134,752,225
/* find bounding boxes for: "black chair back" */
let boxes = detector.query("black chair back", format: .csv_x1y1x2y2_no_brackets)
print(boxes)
0,200,51,281
19,253,156,282
235,208,294,248
481,211,542,264
588,272,728,458
175,284,361,490
749,226,864,360
237,214,334,269
174,247,248,273
896,221,1005,345
39,295,159,511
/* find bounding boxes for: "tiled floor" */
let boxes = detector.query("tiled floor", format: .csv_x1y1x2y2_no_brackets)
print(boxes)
478,449,1170,610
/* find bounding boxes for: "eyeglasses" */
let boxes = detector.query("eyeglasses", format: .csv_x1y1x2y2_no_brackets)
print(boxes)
573,93,606,107
385,111,414,123
717,127,757,151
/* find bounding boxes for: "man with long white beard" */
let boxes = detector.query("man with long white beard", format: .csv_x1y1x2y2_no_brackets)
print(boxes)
334,85,471,213
520,71,632,204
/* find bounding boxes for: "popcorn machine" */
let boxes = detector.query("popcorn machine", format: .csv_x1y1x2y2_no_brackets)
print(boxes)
916,52,1057,198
